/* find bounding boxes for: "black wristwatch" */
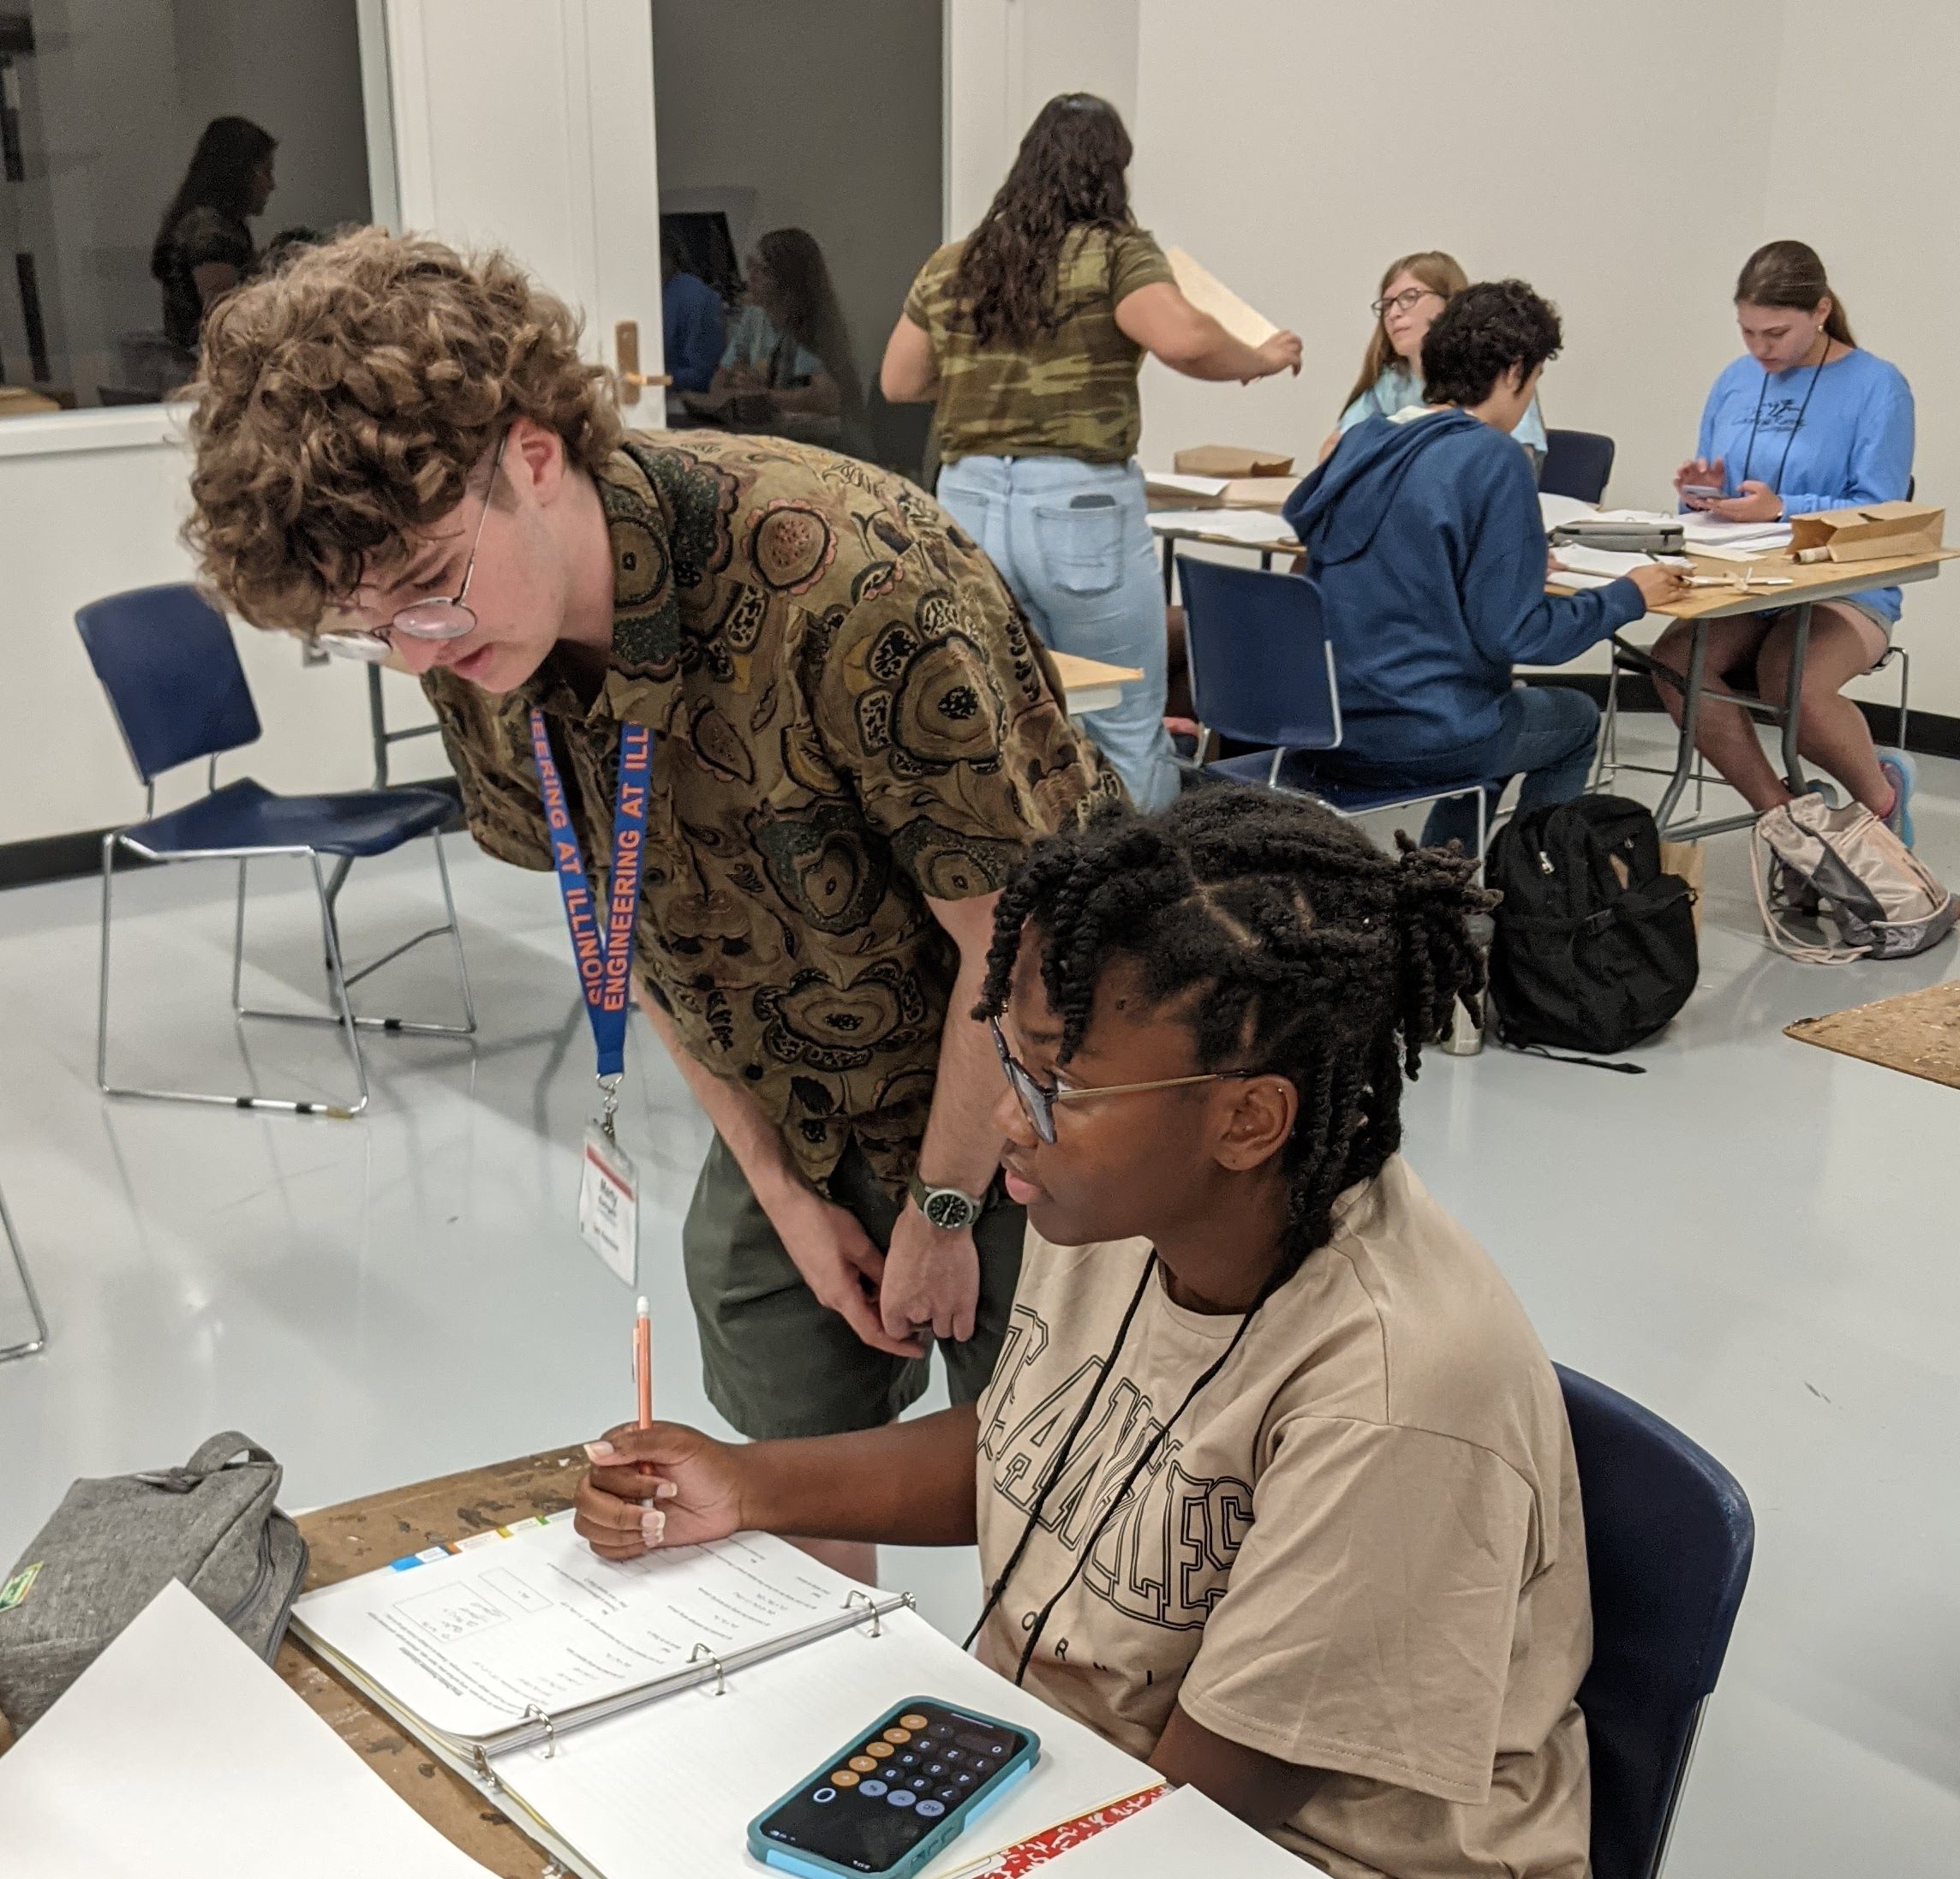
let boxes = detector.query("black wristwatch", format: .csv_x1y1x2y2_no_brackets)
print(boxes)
907,1175,986,1231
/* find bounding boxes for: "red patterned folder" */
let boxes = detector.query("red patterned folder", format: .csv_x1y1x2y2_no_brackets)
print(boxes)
962,1784,1170,1877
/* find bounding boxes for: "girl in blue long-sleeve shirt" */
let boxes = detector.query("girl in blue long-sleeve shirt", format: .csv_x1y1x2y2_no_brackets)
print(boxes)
1655,241,1919,840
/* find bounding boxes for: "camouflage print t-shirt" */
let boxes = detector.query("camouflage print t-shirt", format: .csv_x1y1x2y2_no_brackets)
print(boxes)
426,432,1119,1199
903,226,1175,465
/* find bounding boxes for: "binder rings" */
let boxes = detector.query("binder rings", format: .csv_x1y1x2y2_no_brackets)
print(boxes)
290,1513,1156,1879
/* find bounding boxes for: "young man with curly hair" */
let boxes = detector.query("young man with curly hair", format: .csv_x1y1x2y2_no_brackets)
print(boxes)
183,230,1120,1563
1284,279,1687,849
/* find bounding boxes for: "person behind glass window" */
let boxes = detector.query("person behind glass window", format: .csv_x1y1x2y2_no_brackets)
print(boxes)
881,93,1301,812
1318,251,1547,470
660,228,726,396
690,226,864,453
151,116,277,353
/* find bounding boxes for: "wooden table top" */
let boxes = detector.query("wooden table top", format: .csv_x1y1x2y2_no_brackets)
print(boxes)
281,1446,592,1877
1551,544,1956,620
1049,649,1144,690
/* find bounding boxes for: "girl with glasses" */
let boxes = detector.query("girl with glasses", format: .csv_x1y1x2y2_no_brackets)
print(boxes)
576,788,1595,1878
1658,240,1919,843
1318,249,1548,469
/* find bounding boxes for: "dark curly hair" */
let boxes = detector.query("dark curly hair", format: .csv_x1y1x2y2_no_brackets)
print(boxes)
1420,278,1562,410
974,788,1495,1280
949,93,1133,349
184,227,623,632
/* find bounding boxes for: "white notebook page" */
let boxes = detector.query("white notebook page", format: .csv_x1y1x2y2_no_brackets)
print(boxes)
0,1581,494,1878
291,1514,862,1739
497,1605,1157,1879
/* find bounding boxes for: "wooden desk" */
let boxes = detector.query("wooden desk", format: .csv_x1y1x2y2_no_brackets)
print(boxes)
1147,512,1298,596
1554,546,1955,841
282,1447,589,1877
1050,648,1143,716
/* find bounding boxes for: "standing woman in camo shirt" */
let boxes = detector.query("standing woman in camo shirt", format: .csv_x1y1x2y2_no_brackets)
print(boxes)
881,93,1300,812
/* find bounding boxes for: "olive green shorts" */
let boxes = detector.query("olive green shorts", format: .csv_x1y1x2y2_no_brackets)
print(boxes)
680,1134,1026,1439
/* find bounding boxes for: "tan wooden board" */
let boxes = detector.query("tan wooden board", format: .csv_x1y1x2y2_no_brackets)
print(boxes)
280,1445,590,1876
1049,649,1143,688
1785,978,1960,1090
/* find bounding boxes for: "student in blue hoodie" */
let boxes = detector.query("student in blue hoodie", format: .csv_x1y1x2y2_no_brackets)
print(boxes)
1284,281,1685,849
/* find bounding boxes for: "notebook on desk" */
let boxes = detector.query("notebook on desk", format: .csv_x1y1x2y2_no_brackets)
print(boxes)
290,1513,1158,1879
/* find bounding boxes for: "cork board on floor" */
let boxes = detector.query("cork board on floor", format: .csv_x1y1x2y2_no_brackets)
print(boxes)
1784,978,1960,1089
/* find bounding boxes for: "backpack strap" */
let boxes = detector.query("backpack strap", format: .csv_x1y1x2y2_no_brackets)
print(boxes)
1749,818,1871,964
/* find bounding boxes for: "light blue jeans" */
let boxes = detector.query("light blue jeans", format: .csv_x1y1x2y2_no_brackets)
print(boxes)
936,455,1177,811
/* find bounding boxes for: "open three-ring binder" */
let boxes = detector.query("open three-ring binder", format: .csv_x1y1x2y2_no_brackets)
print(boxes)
290,1512,1156,1879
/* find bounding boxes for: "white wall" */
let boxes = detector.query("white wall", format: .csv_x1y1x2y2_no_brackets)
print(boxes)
947,0,1957,709
648,0,941,404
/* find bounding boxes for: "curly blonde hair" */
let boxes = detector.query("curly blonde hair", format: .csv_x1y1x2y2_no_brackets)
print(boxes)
184,226,624,631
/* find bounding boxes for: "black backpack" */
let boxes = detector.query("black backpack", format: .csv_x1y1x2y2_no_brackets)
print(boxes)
1485,795,1698,1062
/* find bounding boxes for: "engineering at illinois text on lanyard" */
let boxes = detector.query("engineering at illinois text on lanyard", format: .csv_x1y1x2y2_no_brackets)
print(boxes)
530,706,653,1284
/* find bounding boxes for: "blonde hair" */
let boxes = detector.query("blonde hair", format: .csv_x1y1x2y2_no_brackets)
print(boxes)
1338,250,1470,418
184,226,624,631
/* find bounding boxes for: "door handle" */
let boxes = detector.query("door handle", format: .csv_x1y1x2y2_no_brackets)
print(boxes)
614,320,671,406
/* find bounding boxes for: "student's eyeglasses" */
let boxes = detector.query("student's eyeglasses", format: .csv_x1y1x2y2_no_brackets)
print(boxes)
1371,287,1443,319
314,430,508,664
989,1016,1257,1146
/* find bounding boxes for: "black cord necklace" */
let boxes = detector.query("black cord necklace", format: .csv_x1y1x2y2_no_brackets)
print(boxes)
1739,327,1832,500
964,1252,1272,1686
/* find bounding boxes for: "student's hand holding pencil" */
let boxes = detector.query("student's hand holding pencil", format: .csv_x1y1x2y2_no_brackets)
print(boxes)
578,1421,746,1560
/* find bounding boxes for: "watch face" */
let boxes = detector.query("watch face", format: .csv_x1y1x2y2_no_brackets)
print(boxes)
923,1189,977,1230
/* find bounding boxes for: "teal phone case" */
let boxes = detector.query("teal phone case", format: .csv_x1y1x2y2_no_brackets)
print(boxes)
746,1696,1039,1879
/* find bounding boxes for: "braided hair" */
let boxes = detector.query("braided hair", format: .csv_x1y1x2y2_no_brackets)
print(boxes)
975,788,1494,1278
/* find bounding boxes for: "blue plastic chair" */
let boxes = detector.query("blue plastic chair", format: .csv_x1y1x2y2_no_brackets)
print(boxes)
1542,428,1617,504
1175,554,1489,865
77,583,476,1118
1557,1366,1754,1879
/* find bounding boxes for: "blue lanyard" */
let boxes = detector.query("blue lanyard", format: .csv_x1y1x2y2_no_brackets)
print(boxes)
529,708,653,1096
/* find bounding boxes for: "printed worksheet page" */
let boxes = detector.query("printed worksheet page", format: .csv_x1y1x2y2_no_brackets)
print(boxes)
291,1514,862,1739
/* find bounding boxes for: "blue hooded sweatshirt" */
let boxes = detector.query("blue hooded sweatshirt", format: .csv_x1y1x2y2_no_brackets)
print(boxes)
1283,410,1647,761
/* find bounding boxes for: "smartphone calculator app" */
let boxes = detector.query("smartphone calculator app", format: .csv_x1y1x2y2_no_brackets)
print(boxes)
751,1698,1036,1876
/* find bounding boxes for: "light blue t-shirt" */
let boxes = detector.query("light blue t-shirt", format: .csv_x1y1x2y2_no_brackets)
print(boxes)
1338,364,1549,457
720,302,824,386
1693,347,1914,621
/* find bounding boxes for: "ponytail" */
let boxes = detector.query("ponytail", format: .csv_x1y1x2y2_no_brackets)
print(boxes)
1736,239,1855,348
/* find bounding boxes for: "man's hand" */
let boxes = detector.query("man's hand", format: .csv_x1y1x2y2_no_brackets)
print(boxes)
880,1203,980,1344
773,1181,926,1361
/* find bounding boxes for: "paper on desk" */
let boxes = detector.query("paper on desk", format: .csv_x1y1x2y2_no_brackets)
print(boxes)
1549,544,1652,580
1165,248,1277,348
0,1579,495,1877
1148,508,1298,547
499,1605,1158,1879
1539,492,1597,534
1029,1782,1324,1876
1144,471,1230,500
292,1513,863,1740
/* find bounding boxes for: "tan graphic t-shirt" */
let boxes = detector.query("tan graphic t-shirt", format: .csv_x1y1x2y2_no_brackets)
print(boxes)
904,226,1175,465
972,1157,1592,1879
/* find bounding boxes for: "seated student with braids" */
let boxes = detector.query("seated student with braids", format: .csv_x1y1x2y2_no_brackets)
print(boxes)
576,789,1592,1879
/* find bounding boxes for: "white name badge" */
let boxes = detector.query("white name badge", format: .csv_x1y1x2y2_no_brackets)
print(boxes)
577,1124,639,1285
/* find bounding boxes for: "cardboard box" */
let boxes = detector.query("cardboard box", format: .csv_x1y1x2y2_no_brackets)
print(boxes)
1165,247,1277,349
1789,500,1944,564
1174,444,1294,479
1218,476,1302,511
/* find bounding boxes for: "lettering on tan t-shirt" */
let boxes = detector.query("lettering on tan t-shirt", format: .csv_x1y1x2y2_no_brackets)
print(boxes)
971,1158,1592,1879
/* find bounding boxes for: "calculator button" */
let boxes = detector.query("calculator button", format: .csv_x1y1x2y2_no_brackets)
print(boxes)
926,1762,944,1776
954,1772,975,1786
867,1740,894,1759
941,1750,964,1766
886,1789,917,1809
860,1779,888,1798
832,1771,860,1788
812,1788,838,1805
883,1727,912,1744
909,1776,931,1793
936,1786,961,1804
916,1799,946,1819
849,1756,877,1774
897,1753,917,1768
900,1714,930,1731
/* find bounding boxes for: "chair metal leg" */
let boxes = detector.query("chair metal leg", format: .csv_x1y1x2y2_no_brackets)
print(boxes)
310,852,371,1115
236,833,476,1039
99,837,363,1118
1598,655,1622,787
1894,644,1910,750
0,1183,49,1362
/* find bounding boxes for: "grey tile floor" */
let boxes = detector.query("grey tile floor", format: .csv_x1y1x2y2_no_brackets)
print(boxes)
2,718,1956,1875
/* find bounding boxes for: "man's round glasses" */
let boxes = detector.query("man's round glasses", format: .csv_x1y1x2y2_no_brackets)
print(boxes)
314,430,507,663
988,1015,1255,1146
1371,286,1443,319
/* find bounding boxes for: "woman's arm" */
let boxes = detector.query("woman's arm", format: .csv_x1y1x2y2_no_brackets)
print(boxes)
1114,283,1300,382
1151,1703,1322,1833
192,260,242,308
881,314,939,402
576,1403,983,1559
1777,378,1915,516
